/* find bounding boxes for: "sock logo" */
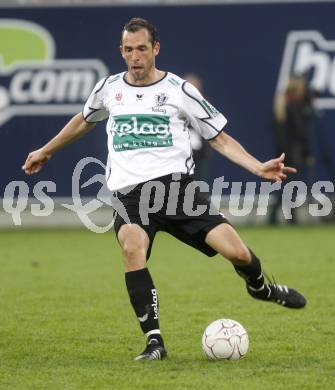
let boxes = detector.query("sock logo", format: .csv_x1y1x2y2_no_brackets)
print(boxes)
0,19,108,126
151,289,159,320
137,313,149,323
276,30,335,109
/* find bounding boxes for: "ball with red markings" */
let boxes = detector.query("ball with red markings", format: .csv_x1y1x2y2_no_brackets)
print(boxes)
202,319,249,360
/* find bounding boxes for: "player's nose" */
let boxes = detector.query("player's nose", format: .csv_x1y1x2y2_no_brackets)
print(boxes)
131,50,140,61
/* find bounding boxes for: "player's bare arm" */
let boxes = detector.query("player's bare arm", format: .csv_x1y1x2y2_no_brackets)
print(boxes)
209,131,297,182
23,113,96,175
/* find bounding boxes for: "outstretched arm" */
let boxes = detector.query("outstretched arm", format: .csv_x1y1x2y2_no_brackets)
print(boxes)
23,113,96,175
209,131,296,181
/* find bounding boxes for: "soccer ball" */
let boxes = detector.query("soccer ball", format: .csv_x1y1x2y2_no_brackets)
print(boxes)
202,319,249,360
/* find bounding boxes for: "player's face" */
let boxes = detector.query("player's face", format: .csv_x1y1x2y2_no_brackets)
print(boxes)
120,28,160,83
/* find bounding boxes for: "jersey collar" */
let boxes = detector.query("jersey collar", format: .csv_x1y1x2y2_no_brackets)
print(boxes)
123,71,168,87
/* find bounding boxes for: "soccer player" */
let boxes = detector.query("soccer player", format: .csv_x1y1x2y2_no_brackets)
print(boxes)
23,18,306,361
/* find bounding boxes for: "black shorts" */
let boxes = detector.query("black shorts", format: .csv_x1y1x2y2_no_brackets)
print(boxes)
113,173,229,259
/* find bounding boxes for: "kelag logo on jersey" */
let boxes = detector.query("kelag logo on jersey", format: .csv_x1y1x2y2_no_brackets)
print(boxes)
0,19,108,126
111,114,173,152
277,31,335,109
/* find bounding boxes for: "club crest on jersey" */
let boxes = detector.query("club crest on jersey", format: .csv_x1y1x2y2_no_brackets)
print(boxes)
155,92,168,106
136,94,143,101
152,93,168,114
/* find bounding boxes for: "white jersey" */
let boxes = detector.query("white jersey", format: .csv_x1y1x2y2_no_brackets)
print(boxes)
83,71,227,191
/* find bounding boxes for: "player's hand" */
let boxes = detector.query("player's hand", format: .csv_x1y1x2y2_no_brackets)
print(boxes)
258,153,297,182
22,148,52,175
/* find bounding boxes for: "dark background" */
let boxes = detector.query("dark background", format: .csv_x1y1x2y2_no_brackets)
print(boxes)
1,2,334,196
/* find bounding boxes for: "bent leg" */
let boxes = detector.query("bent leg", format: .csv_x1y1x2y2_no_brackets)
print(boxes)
205,223,267,294
204,222,306,308
205,222,251,265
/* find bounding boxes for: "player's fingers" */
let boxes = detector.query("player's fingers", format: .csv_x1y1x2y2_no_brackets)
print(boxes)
273,153,285,164
24,164,35,175
23,160,35,172
22,153,34,170
24,161,39,175
273,169,287,181
22,158,30,170
283,166,297,173
264,160,278,171
35,162,45,173
22,162,32,171
32,163,42,173
264,172,279,182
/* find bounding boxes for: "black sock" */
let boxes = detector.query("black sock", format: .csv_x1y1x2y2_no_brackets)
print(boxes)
125,268,162,341
233,250,266,291
147,333,164,346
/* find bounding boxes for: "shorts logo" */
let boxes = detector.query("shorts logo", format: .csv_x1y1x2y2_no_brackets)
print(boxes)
0,19,108,126
276,30,335,109
111,114,173,152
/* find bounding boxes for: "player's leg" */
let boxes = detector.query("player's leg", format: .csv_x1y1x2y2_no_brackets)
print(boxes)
205,223,306,308
204,222,267,292
117,223,167,360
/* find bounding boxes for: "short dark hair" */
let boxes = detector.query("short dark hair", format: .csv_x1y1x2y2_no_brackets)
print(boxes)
120,17,159,46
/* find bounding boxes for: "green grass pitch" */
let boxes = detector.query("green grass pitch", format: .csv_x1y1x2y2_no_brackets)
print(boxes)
0,226,334,389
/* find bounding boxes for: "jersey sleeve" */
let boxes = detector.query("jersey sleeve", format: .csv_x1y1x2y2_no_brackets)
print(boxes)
181,81,227,140
82,77,109,123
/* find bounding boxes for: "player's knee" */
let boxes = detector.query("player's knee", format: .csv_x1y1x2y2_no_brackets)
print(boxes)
227,245,251,264
118,224,149,262
122,239,147,261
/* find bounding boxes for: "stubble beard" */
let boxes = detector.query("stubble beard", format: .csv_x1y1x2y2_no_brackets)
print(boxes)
130,62,155,84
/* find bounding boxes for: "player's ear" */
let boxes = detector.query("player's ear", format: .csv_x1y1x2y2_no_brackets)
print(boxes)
153,41,160,56
120,45,124,58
